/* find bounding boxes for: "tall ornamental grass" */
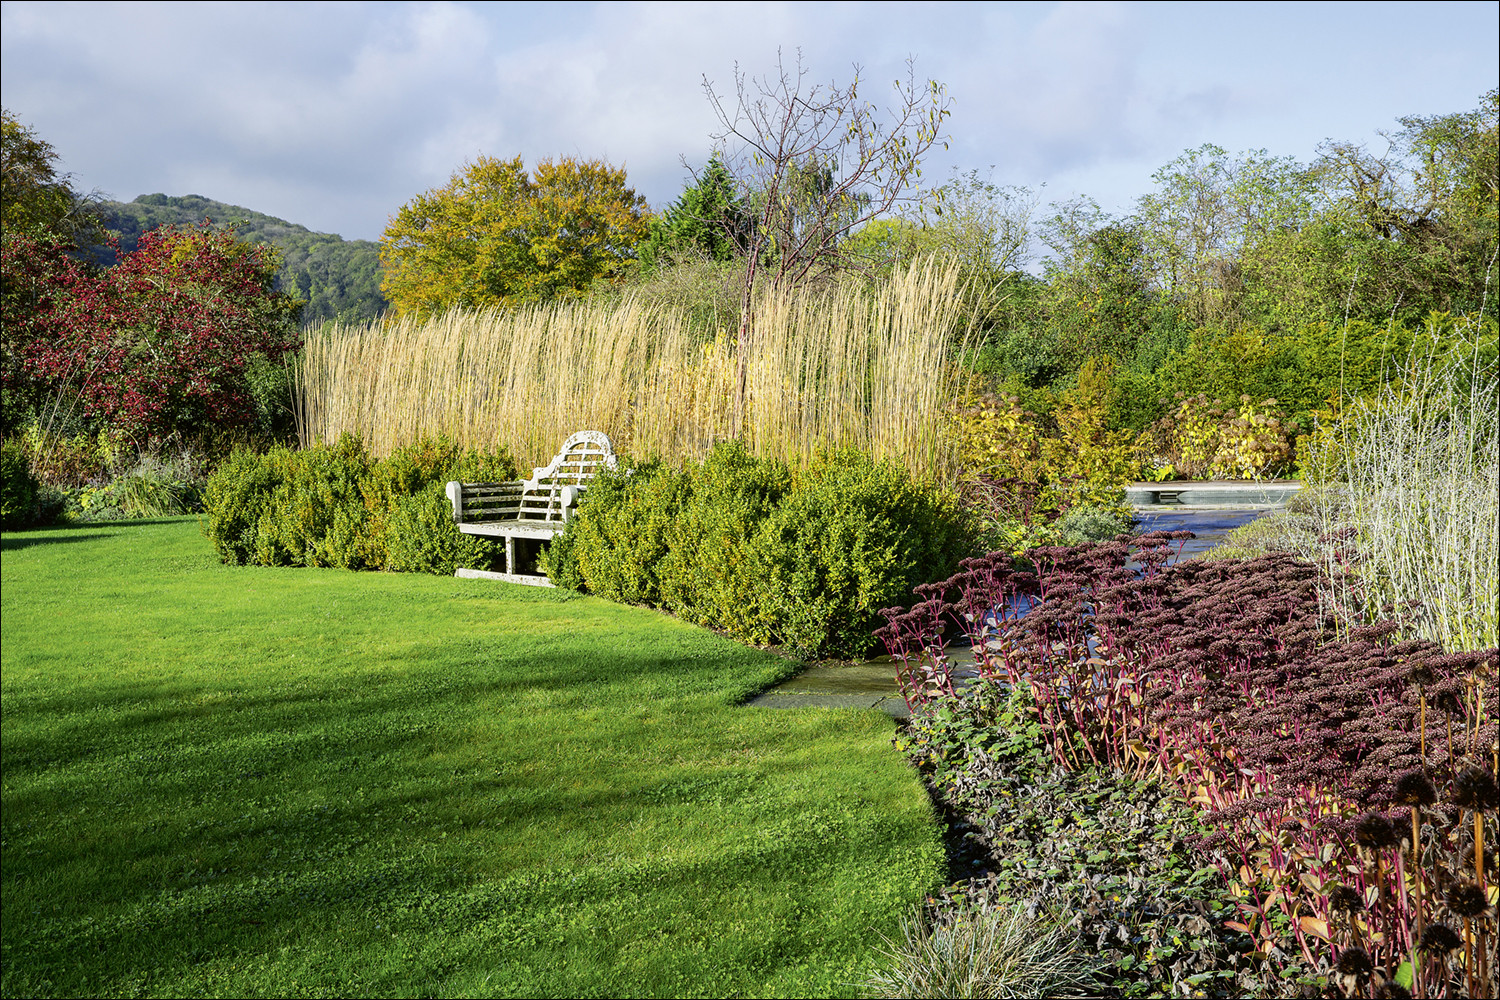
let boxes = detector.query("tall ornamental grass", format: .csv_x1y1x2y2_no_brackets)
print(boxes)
295,262,970,484
1302,319,1498,651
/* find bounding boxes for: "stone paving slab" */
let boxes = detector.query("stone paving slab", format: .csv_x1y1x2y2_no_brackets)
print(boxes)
745,690,910,718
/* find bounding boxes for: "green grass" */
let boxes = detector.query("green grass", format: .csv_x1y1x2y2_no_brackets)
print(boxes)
1,518,941,998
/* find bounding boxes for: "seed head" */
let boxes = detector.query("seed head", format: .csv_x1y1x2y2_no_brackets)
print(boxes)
1355,812,1400,850
1432,690,1465,716
1449,765,1500,812
1392,770,1437,807
1447,882,1490,919
1374,982,1413,999
1461,842,1499,876
1405,661,1436,686
1328,884,1364,913
1416,923,1463,954
1336,946,1373,977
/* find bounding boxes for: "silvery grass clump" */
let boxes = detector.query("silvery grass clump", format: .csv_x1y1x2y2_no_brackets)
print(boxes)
1212,318,1497,652
863,904,1097,999
1300,318,1498,651
1199,484,1324,561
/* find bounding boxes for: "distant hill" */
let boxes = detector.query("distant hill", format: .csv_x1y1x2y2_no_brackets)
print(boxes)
88,194,386,326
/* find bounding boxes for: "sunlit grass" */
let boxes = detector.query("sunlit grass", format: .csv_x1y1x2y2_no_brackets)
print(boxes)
295,261,970,484
1,518,942,997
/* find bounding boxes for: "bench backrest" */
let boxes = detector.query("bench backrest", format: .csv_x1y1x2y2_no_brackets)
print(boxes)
448,430,617,525
531,429,618,492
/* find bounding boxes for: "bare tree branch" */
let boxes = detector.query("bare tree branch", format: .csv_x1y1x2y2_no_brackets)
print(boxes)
700,50,951,434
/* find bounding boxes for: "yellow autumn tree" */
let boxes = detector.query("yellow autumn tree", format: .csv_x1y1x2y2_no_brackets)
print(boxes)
380,155,650,318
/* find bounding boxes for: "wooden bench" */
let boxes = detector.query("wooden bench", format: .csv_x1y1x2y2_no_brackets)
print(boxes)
446,430,617,587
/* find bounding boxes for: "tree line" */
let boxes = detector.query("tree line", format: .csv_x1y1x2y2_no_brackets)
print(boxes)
2,75,1495,453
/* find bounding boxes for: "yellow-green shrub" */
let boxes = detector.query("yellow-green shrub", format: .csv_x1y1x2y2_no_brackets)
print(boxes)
1041,358,1143,509
952,390,1046,482
1140,394,1293,480
201,435,516,574
14,425,124,488
952,357,1140,524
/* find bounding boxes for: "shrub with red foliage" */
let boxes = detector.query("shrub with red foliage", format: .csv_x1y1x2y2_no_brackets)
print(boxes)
2,223,300,438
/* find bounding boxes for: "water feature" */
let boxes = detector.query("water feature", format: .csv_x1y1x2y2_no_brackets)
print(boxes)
747,486,1298,717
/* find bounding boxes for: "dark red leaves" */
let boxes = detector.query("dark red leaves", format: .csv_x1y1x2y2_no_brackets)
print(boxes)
2,223,300,438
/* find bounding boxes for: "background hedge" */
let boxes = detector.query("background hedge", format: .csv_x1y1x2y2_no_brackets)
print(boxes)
201,435,516,576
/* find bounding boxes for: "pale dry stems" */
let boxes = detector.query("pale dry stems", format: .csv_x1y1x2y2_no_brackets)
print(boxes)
1304,320,1499,651
295,262,969,482
863,905,1097,999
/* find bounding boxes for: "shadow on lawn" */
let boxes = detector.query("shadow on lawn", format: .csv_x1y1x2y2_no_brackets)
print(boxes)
2,518,196,551
4,769,849,998
0,665,859,996
2,532,119,551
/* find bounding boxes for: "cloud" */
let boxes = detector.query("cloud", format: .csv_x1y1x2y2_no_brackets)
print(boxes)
0,1,1169,236
3,1,1495,240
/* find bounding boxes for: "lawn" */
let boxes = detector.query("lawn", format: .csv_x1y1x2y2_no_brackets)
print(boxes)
0,518,941,998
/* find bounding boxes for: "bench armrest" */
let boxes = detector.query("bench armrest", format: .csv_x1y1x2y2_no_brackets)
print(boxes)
446,481,463,523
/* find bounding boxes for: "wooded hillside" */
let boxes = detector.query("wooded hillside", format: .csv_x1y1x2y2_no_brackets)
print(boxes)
88,194,386,325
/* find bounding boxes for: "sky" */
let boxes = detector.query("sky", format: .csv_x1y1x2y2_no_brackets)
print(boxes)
2,1,1496,243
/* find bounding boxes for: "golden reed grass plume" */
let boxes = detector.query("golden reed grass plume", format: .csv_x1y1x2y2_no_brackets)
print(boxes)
295,261,970,483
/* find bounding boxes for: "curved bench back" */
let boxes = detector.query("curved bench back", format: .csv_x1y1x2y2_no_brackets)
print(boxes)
448,431,617,527
532,430,618,486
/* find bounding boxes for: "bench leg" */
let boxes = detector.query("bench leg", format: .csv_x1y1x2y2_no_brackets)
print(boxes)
505,536,516,575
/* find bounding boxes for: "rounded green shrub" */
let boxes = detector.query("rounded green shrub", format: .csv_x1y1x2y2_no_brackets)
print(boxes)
202,445,289,563
1,442,41,529
253,434,372,568
559,461,689,606
659,442,791,644
751,450,974,658
382,440,515,575
555,444,977,659
201,435,515,573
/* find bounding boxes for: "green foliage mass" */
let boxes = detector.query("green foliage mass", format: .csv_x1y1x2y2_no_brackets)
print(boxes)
551,442,975,658
88,193,386,325
962,90,1498,451
0,440,41,528
636,157,751,272
1,107,105,244
201,434,515,575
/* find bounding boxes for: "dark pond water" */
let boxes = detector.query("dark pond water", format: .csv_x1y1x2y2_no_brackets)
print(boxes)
1132,507,1271,561
746,506,1278,717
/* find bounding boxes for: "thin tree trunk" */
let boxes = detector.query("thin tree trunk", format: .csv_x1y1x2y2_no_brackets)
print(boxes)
734,251,760,441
